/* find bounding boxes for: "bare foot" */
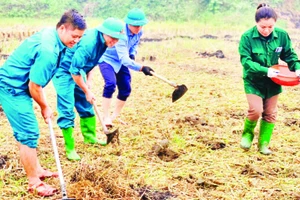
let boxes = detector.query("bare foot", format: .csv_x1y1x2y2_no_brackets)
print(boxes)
118,118,128,126
37,168,58,180
112,116,128,126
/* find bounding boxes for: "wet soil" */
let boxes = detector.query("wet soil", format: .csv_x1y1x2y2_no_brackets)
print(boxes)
133,185,177,200
0,155,8,169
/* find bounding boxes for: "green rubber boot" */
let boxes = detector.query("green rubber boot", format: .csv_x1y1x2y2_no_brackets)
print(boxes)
240,118,257,150
62,127,81,160
258,120,274,155
80,116,106,146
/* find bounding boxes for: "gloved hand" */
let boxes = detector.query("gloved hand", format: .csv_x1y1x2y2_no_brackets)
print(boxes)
267,68,279,78
141,66,154,76
129,54,135,60
296,69,300,77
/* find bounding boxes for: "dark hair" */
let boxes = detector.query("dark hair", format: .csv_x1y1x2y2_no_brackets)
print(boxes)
56,9,86,30
255,3,277,22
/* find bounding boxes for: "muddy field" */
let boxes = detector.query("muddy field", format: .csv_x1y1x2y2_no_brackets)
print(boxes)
1,20,300,200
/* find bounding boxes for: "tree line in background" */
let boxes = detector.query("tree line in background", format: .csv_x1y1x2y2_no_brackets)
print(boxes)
0,0,298,21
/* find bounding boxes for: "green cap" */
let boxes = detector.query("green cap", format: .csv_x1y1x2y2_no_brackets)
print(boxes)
97,18,126,40
124,8,148,26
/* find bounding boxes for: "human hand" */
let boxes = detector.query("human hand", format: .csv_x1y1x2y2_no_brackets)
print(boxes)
41,106,53,124
296,69,300,77
85,90,96,104
141,66,154,76
129,54,135,60
267,68,279,78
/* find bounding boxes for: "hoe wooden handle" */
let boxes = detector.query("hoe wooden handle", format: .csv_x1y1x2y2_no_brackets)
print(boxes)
93,103,108,133
150,71,177,88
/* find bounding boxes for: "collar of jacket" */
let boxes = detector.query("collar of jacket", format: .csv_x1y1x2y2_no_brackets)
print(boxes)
252,26,278,40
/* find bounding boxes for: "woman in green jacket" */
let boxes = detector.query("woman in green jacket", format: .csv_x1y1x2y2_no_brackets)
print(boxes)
238,3,300,155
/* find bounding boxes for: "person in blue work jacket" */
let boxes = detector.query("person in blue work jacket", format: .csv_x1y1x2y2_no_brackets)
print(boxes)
99,8,154,127
0,9,86,197
52,18,126,161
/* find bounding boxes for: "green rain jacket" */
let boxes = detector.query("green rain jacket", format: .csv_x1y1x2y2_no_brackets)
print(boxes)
239,26,300,98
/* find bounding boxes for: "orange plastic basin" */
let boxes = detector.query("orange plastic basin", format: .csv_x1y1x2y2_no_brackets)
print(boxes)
271,65,299,86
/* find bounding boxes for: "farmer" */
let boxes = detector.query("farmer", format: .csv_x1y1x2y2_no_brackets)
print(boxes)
52,18,125,161
98,8,154,127
0,9,86,196
238,3,300,155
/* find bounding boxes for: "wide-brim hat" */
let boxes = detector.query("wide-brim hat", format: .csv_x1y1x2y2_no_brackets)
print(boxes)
124,8,148,26
97,18,126,40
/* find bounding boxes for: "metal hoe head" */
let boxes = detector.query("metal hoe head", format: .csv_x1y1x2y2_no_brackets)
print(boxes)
62,197,76,200
172,84,188,102
106,128,119,144
61,188,76,199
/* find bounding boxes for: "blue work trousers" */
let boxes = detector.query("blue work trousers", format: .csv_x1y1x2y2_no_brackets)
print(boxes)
99,62,131,101
0,87,39,148
52,68,94,129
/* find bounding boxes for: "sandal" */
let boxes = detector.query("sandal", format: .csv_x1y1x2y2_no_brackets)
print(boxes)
39,169,59,180
28,181,58,197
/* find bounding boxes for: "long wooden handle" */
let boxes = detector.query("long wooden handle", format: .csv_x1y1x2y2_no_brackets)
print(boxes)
93,104,108,133
150,71,178,88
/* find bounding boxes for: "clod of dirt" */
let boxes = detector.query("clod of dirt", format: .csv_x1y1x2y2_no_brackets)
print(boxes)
200,34,218,39
196,50,225,58
0,155,8,169
241,164,264,177
140,38,164,42
151,139,169,154
208,142,226,150
149,56,156,61
151,139,179,162
197,137,226,150
70,163,98,183
215,50,225,58
141,55,156,62
157,149,179,162
284,118,300,127
186,174,222,190
175,115,215,132
232,129,242,134
224,34,232,39
135,186,177,200
195,179,219,189
229,111,245,119
182,115,208,126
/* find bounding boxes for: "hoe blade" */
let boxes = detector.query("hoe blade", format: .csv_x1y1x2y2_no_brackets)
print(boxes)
172,84,188,102
106,128,119,144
